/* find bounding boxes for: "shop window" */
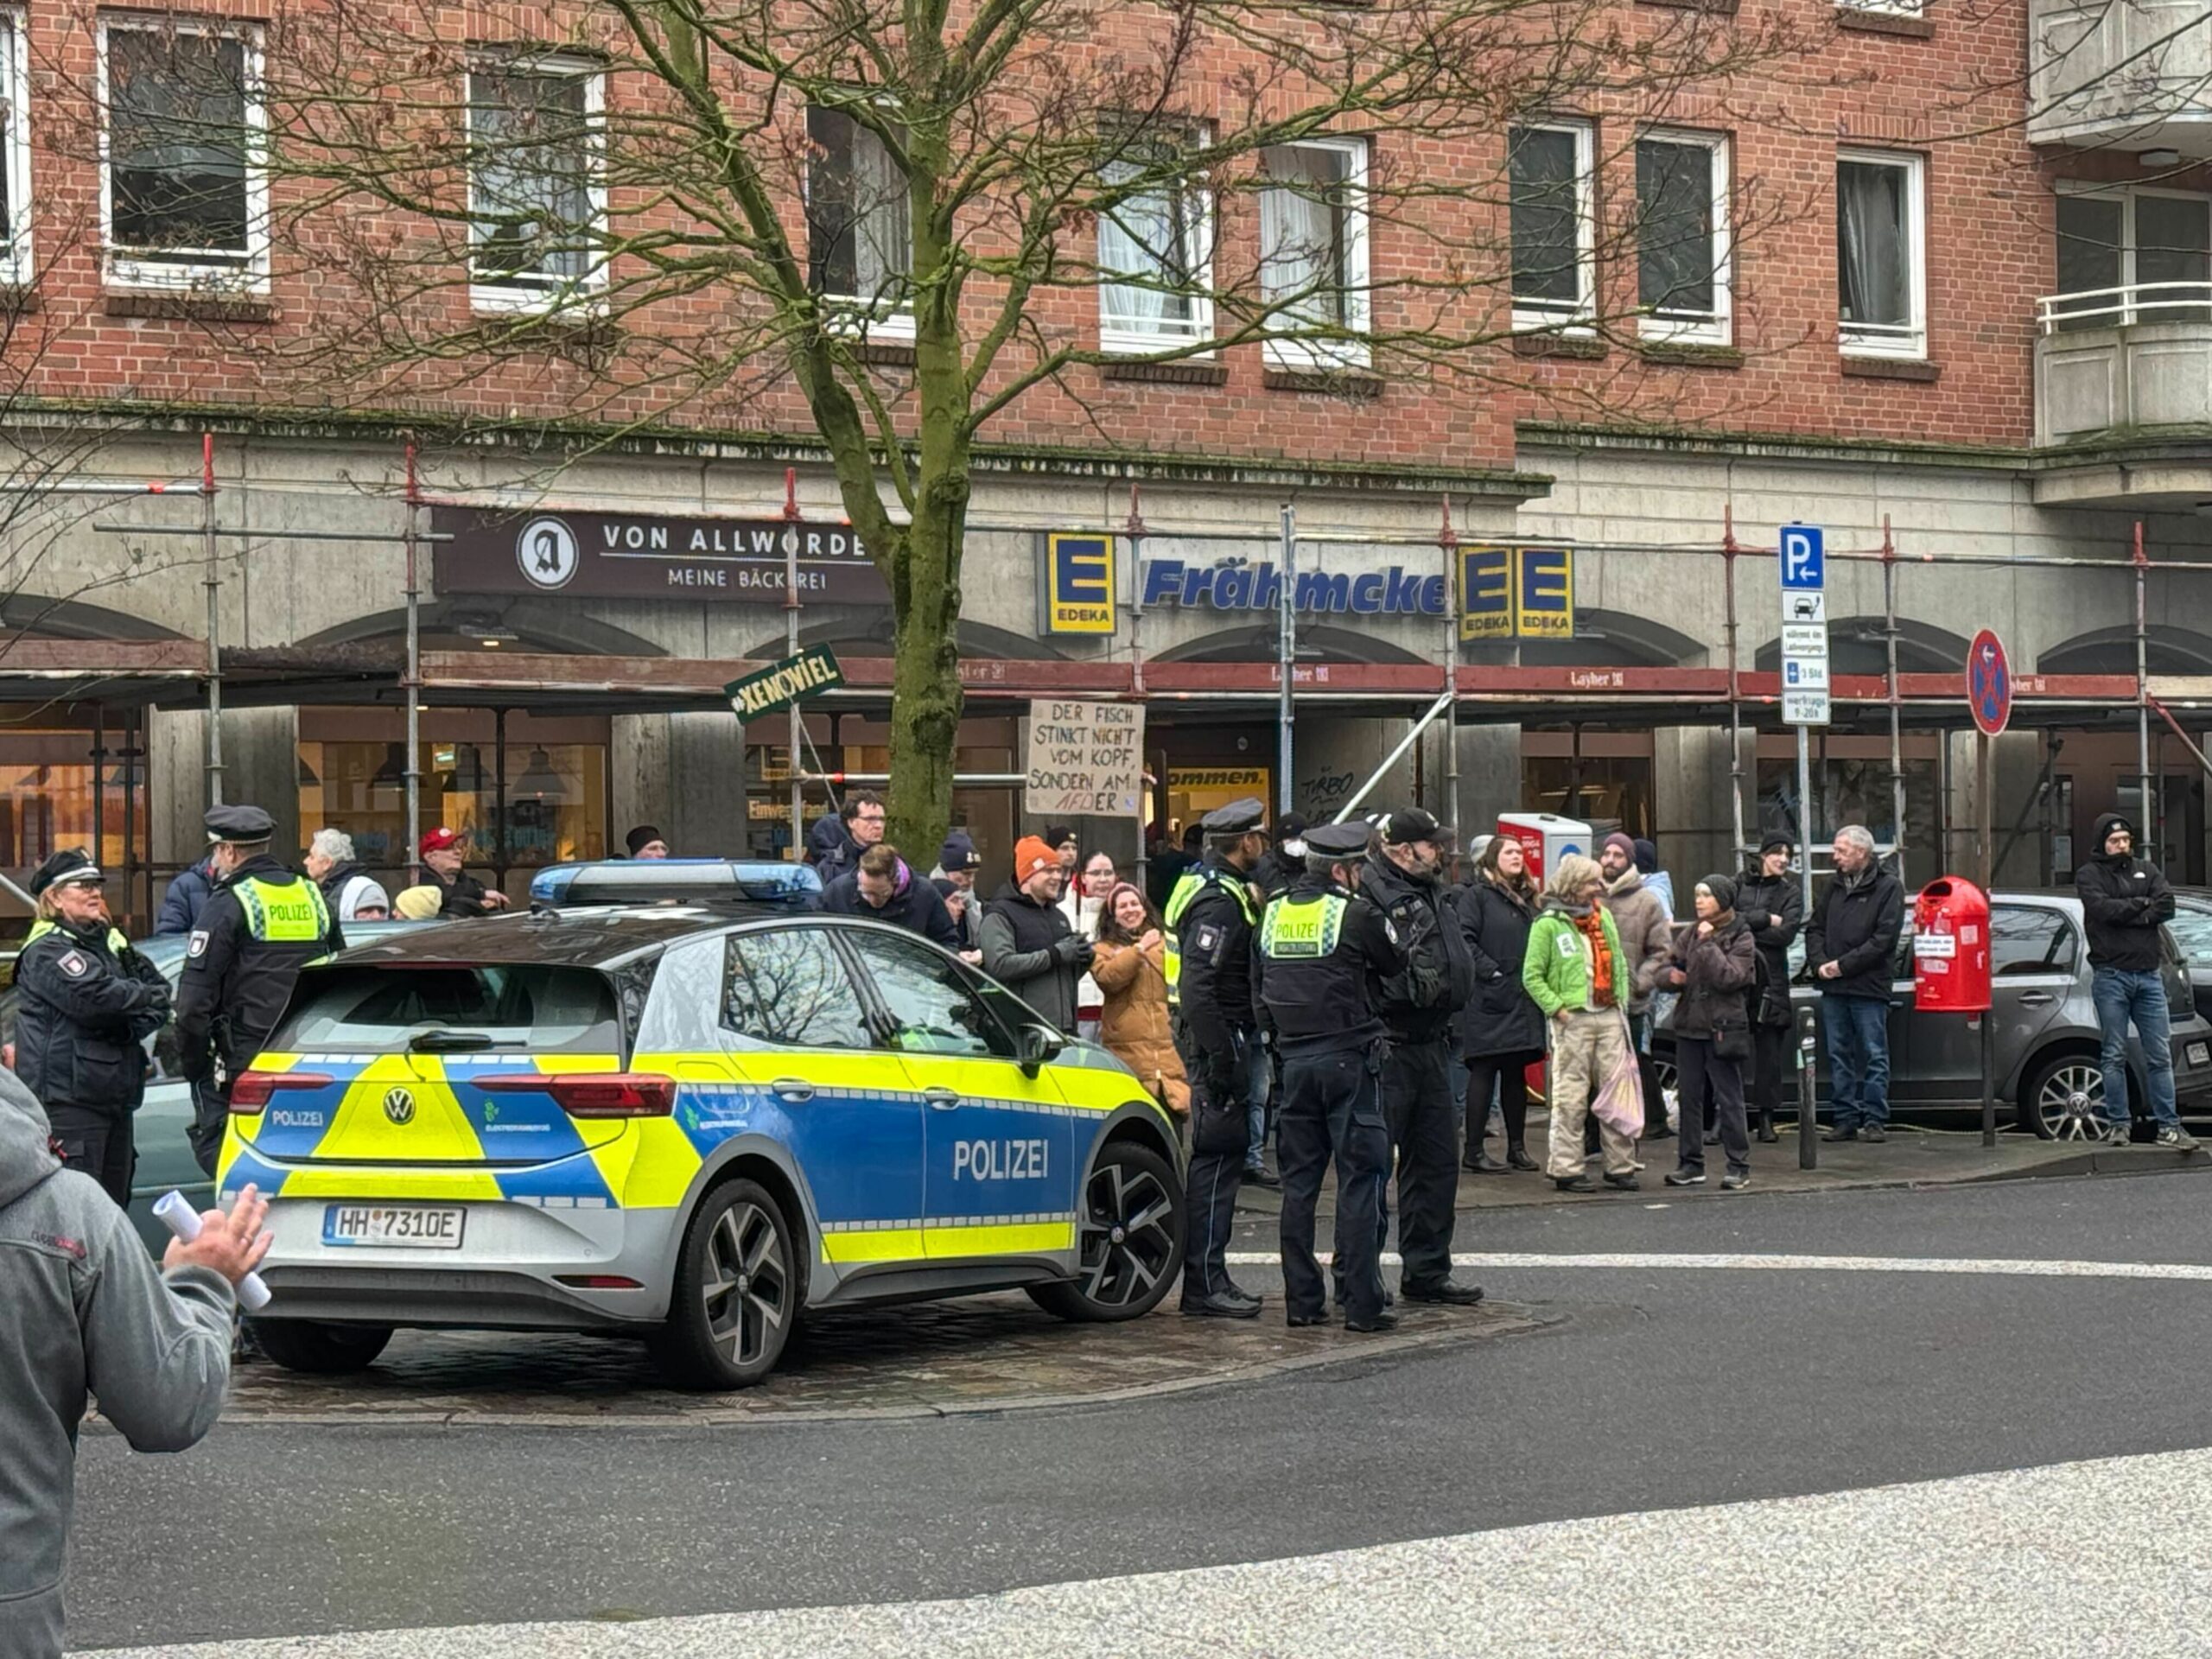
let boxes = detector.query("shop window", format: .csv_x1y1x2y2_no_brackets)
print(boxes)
1521,754,1654,841
0,731,148,880
1755,754,1936,855
100,18,268,291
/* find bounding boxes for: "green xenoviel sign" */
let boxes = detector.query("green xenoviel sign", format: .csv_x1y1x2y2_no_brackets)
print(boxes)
725,646,845,720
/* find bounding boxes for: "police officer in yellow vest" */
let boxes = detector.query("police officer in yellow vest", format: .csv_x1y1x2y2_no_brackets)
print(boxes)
1165,797,1270,1318
11,849,172,1205
175,804,344,1173
1256,822,1404,1331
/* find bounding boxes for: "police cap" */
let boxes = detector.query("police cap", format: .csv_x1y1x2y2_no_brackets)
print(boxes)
29,848,102,896
205,803,276,843
1200,797,1267,836
1303,822,1370,859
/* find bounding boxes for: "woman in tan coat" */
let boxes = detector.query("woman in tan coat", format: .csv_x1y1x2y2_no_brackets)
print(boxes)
1089,881,1190,1120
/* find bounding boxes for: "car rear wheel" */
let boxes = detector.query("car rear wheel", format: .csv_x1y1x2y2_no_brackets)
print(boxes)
649,1179,796,1391
251,1319,393,1375
1029,1140,1184,1323
2024,1054,2121,1141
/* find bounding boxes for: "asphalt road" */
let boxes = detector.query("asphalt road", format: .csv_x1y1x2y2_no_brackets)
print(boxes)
64,1171,2212,1651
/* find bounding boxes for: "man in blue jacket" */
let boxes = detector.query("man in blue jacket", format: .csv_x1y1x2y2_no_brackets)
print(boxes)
154,853,219,937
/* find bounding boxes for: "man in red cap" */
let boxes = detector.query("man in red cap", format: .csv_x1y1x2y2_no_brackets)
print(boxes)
419,827,511,918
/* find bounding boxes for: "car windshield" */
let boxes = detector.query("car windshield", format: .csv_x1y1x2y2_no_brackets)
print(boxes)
270,963,620,1055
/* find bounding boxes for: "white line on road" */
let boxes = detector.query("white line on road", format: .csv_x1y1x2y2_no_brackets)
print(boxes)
82,1446,2212,1657
1224,1249,2212,1281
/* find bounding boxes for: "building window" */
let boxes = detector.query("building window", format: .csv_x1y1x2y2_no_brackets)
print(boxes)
99,19,267,290
1258,137,1369,368
1837,149,1928,357
1509,122,1594,332
1635,130,1730,344
0,15,28,284
1097,137,1213,353
467,57,604,309
2051,188,2211,330
1836,0,1923,14
804,106,912,338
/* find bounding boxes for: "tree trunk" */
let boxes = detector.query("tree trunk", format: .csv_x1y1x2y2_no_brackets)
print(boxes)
884,477,968,860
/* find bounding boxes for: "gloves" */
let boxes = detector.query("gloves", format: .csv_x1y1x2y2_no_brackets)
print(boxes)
1054,936,1094,969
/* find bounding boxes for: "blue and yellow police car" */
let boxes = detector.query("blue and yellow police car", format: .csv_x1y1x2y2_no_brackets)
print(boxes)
216,862,1186,1389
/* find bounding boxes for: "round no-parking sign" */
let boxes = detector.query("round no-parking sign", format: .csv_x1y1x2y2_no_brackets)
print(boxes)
1968,629,2011,738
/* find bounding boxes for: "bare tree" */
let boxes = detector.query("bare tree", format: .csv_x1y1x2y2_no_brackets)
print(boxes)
48,0,1848,853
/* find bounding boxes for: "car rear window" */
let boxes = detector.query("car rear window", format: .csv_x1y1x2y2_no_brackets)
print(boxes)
270,964,622,1057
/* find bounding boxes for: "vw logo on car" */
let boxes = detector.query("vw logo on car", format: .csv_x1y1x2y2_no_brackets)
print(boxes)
382,1087,416,1126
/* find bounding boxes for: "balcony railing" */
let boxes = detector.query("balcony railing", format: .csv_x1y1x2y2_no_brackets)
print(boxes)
2035,280,2212,444
2037,280,2212,334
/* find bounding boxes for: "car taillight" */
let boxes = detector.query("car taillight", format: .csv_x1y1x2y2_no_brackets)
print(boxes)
228,1071,334,1115
477,1071,677,1118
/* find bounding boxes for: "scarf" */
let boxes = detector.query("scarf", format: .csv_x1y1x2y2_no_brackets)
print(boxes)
1573,907,1615,1007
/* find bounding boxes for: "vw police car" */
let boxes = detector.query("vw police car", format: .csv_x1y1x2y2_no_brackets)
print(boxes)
217,861,1185,1389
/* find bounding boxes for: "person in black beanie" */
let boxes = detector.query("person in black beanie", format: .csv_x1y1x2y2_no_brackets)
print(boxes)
1735,833,1803,1142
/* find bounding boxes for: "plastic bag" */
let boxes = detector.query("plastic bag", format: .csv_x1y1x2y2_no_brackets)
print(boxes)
1591,1012,1645,1141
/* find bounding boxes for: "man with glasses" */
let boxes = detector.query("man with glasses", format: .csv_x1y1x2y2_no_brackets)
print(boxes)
817,792,886,887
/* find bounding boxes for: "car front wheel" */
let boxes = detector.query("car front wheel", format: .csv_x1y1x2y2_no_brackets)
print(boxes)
2024,1054,2127,1141
649,1179,797,1390
1029,1140,1185,1323
251,1319,393,1375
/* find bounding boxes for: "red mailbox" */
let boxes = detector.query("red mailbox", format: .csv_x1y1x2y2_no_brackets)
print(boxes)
1912,877,1992,1014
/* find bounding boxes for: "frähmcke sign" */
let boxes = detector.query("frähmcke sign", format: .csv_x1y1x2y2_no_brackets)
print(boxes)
724,647,846,721
1141,559,1447,616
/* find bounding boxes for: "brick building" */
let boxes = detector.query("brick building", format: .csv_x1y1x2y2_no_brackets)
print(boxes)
0,0,2206,921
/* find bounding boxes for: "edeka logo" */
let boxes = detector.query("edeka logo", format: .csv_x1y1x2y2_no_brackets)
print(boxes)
1140,559,1446,616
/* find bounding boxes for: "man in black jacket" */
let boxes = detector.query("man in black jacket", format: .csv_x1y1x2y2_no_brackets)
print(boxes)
2076,811,2195,1148
1736,834,1805,1143
980,836,1091,1033
821,844,962,952
1805,825,1904,1144
11,849,171,1205
816,793,886,887
1360,808,1484,1306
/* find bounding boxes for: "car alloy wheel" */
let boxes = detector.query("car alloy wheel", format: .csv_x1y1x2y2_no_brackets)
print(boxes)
651,1178,796,1389
1029,1140,1185,1323
2030,1058,2107,1141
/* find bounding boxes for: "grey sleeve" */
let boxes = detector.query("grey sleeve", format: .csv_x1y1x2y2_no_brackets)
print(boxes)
80,1206,235,1453
981,912,1054,984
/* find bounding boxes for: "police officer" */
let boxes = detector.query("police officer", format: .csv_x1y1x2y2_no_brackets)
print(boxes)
1362,808,1484,1306
11,849,171,1206
1165,796,1269,1317
175,804,345,1173
1255,821,1402,1331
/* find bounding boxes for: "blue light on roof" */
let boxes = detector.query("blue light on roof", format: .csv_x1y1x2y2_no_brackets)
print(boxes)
530,860,823,908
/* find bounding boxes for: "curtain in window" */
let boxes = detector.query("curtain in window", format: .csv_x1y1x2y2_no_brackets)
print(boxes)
805,108,910,303
1259,146,1346,327
1837,161,1907,331
472,70,593,285
848,125,909,299
1100,160,1196,334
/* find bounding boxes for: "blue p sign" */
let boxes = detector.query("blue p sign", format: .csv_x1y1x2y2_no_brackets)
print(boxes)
1780,524,1825,591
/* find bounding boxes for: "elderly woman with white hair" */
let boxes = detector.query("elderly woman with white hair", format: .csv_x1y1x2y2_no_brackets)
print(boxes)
302,828,391,921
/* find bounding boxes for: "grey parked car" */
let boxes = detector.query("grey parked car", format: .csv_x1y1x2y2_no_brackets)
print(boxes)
1654,892,2212,1141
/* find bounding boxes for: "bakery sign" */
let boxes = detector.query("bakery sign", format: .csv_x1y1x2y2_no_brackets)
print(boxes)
430,507,890,605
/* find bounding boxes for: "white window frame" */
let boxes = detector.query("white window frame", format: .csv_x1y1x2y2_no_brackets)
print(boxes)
1635,127,1732,346
1096,129,1215,358
2052,181,2212,329
465,52,608,315
1835,0,1924,16
1258,135,1370,371
804,103,914,343
0,12,30,286
1507,118,1596,335
1837,146,1927,359
96,16,270,294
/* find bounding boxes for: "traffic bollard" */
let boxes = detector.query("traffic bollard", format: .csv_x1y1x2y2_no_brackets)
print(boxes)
1797,1003,1819,1171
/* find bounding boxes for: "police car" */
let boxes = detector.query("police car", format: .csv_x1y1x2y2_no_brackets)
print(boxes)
217,861,1186,1389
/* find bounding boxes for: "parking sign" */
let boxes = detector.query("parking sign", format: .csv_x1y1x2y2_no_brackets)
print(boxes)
1781,524,1825,590
1778,524,1828,728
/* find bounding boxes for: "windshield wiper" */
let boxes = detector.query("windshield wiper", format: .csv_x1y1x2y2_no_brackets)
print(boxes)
407,1031,517,1052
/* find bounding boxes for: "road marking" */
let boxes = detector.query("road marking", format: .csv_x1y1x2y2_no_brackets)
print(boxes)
82,1446,2212,1657
1224,1249,2212,1281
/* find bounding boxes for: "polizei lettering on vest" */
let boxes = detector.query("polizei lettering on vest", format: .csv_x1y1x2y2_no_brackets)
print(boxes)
952,1139,1051,1181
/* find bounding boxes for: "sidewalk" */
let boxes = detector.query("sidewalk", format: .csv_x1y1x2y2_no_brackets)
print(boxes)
1235,1122,2212,1216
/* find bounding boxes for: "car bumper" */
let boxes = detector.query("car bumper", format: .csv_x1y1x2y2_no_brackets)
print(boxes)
248,1194,686,1330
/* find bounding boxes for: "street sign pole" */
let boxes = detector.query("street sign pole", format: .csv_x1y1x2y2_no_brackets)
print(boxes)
1967,628,2012,1149
1780,523,1827,1172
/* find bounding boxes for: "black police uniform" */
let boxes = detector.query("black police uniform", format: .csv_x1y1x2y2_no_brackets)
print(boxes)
1360,810,1483,1304
1255,825,1402,1330
11,850,170,1205
174,807,345,1173
1166,798,1267,1313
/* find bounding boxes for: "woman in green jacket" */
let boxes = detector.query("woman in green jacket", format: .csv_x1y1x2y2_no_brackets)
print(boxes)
1522,854,1640,1192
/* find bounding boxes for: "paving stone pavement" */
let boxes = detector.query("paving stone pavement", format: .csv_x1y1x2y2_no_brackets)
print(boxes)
206,1293,1547,1427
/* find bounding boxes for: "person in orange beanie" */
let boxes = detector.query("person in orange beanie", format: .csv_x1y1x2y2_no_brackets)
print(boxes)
979,835,1092,1032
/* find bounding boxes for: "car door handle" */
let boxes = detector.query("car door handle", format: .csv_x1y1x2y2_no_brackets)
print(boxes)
769,1077,816,1103
2018,994,2056,1007
924,1086,962,1110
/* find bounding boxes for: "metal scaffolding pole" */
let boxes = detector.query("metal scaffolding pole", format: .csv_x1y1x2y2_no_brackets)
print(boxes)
784,468,804,861
2137,521,2153,855
1439,495,1461,840
1884,518,1906,888
403,442,423,885
200,435,223,807
1723,507,1745,861
1278,503,1296,820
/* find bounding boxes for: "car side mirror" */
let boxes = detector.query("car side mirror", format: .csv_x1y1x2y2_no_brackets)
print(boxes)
1017,1026,1064,1077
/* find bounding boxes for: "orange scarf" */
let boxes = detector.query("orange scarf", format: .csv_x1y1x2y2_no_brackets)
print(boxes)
1573,908,1616,1007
